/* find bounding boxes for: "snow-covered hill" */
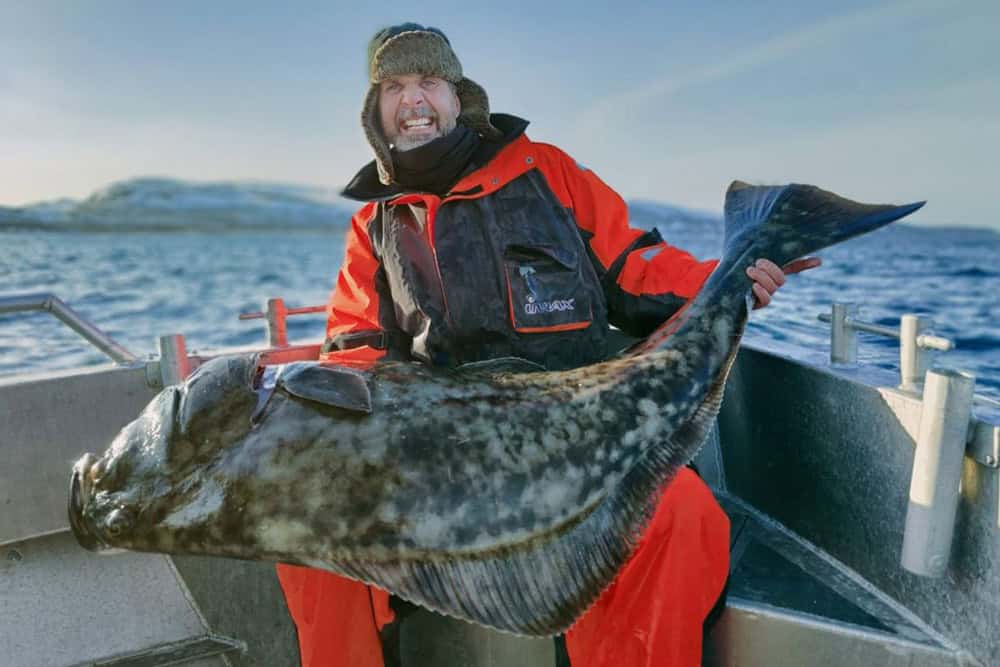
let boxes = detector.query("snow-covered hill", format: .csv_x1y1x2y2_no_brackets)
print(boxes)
0,178,354,231
0,177,723,235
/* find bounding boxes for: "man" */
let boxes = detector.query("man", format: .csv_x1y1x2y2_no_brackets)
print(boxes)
277,23,818,667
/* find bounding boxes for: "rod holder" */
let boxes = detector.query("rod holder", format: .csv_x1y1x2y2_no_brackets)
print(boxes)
899,315,927,392
268,298,288,347
158,334,191,387
829,302,858,364
900,368,975,577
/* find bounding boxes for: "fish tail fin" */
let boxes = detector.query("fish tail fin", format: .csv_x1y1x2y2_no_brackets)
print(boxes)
723,181,925,265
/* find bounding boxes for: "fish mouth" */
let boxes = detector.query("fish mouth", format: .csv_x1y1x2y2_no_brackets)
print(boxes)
68,455,101,551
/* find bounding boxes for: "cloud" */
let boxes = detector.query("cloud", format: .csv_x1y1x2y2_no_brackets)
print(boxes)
574,0,959,136
608,79,1000,228
560,0,1000,229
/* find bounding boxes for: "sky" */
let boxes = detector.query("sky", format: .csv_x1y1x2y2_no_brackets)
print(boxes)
1,0,998,228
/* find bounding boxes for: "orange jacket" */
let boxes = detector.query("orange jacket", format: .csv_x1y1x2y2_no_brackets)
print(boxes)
277,468,729,667
321,124,717,370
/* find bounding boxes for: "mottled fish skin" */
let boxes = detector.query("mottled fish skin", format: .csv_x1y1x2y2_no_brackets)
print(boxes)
70,349,701,559
68,182,923,635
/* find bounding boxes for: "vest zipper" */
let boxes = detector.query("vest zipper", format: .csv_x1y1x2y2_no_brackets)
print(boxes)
423,198,456,333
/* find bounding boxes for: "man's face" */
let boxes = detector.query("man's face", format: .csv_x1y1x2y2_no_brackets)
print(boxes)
378,74,461,152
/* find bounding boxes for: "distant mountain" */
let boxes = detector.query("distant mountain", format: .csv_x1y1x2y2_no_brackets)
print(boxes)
0,177,355,232
626,199,722,227
626,199,722,237
624,199,723,257
0,177,725,234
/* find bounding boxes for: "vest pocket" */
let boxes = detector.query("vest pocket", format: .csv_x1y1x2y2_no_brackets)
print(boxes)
503,245,593,333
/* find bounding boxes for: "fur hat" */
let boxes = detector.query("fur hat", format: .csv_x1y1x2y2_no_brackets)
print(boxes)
363,23,502,184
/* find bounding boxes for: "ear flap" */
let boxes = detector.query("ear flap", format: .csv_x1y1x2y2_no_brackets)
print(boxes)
361,84,395,185
277,363,373,414
455,78,502,141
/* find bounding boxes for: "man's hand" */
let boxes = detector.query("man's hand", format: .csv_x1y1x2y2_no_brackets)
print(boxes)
746,257,822,309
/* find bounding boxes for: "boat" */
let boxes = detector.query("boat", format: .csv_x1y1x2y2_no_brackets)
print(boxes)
1,292,997,666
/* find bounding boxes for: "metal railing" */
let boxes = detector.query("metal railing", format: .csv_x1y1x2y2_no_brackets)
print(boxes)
239,298,325,347
818,302,954,392
0,293,138,364
816,303,985,578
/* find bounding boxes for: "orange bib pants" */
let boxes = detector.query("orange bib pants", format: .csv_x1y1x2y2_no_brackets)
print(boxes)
277,468,729,667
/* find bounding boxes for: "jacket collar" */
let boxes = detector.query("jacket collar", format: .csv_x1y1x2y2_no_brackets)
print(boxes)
341,114,530,202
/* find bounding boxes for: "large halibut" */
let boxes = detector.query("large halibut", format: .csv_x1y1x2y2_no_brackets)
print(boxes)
68,182,922,635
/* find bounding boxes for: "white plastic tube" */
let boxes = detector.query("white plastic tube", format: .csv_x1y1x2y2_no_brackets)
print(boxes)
901,368,975,577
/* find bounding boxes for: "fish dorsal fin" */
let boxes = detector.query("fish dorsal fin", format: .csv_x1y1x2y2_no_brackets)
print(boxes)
277,363,372,414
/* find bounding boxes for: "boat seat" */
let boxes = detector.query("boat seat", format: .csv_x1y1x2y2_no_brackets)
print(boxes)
705,493,970,667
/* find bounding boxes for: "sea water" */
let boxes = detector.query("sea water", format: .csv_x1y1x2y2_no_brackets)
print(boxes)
1,221,998,400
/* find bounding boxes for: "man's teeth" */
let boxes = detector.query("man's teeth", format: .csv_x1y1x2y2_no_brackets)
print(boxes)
403,118,433,129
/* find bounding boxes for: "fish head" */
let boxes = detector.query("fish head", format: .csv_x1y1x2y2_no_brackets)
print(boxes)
69,354,261,555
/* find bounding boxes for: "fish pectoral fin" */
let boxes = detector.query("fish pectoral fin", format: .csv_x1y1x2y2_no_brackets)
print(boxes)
277,363,373,414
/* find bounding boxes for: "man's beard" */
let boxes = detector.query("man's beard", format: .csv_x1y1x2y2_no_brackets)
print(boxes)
393,113,457,152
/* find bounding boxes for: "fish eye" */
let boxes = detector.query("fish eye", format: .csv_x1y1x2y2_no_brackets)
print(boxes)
105,508,133,538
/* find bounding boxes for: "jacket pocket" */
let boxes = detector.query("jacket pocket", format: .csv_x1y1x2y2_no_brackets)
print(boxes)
503,244,593,333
